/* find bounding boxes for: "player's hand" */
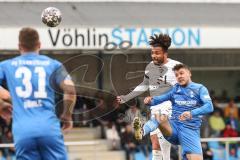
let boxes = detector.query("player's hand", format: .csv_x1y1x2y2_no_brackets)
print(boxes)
116,96,125,104
144,96,153,105
179,111,192,121
0,100,12,121
61,115,73,132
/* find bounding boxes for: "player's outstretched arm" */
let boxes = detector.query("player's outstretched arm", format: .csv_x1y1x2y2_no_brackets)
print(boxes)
116,76,149,104
150,89,173,106
60,79,76,132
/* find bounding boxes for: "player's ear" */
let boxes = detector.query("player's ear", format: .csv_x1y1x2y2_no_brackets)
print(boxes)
37,41,41,49
189,70,192,77
18,43,23,53
18,43,21,51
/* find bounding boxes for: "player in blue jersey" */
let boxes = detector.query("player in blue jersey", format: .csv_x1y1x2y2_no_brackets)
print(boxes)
134,64,213,160
0,27,76,160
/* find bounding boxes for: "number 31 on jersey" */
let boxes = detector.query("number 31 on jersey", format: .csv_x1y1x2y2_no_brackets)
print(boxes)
15,66,47,98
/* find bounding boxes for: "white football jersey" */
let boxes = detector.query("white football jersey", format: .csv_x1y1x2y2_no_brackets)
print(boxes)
145,58,181,96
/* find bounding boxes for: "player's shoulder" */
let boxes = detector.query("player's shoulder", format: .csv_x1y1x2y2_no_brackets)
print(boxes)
189,82,206,90
0,56,19,66
146,61,154,68
38,54,54,61
39,55,62,66
0,59,9,66
167,58,182,67
144,61,154,74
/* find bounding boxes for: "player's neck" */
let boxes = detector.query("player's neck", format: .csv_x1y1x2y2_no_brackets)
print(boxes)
153,58,168,66
21,51,39,55
160,58,169,66
163,58,169,65
181,80,192,87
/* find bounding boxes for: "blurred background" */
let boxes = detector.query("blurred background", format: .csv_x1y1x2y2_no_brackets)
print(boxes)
1,0,240,160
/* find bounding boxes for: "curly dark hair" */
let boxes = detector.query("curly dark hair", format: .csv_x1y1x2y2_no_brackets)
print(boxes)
149,33,171,51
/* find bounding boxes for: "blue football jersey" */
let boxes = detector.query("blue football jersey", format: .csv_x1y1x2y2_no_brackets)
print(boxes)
151,82,213,128
0,52,69,142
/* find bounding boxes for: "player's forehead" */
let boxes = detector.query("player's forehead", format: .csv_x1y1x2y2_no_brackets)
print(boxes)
151,46,163,52
175,68,189,74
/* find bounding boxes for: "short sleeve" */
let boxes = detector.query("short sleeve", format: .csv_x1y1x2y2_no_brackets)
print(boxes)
50,60,71,89
55,65,71,85
199,86,212,103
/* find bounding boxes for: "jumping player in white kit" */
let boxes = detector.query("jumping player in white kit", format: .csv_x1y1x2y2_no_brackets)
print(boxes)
117,33,181,160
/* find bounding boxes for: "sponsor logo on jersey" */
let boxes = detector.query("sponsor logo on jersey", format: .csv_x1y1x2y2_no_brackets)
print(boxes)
177,89,181,93
190,91,194,98
175,100,197,106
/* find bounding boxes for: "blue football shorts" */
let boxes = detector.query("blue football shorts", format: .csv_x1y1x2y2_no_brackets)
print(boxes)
15,135,68,160
164,120,202,159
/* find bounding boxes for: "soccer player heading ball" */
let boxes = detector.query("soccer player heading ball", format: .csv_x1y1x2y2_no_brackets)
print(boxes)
117,33,181,160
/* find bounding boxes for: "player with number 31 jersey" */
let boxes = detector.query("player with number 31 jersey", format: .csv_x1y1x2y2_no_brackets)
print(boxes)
0,54,68,142
0,27,76,160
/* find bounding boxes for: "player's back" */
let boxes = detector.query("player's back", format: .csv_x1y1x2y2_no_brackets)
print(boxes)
0,53,65,142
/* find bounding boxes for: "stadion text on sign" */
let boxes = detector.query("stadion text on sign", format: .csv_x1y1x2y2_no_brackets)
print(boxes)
46,27,200,49
2,27,240,50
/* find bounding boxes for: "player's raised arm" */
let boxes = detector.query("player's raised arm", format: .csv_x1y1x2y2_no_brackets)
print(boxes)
191,86,214,117
117,74,149,104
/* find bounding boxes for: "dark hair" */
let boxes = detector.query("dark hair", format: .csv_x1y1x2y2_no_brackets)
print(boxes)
149,33,171,51
19,27,40,51
173,64,191,71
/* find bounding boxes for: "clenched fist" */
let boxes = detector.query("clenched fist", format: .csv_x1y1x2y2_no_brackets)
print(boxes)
144,96,153,105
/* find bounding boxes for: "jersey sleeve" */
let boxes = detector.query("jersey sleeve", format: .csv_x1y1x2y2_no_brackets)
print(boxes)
191,86,214,116
120,65,149,102
151,87,174,106
50,60,71,87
